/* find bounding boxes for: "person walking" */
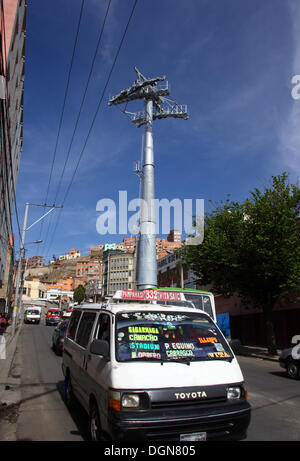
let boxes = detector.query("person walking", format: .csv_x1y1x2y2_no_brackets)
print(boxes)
0,313,8,334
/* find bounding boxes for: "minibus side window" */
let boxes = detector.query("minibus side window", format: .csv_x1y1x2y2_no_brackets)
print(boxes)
66,311,82,340
94,313,110,349
76,312,96,348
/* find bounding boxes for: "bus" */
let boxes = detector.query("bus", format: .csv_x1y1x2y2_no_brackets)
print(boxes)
156,287,216,322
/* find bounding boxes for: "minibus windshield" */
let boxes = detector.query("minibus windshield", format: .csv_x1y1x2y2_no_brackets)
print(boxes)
115,311,233,363
26,310,40,315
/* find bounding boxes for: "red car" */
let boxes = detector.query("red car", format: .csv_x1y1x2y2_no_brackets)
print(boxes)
45,308,62,326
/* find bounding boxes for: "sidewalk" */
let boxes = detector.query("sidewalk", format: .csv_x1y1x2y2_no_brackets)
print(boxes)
0,322,22,406
234,344,281,362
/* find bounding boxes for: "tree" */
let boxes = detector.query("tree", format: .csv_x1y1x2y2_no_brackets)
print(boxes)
180,173,300,354
73,284,86,304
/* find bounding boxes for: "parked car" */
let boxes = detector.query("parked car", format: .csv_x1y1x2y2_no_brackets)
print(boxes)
45,308,62,326
52,319,69,355
279,346,300,379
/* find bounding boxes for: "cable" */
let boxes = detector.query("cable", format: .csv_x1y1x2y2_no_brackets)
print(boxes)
39,0,85,241
43,0,138,262
54,0,112,205
41,0,112,258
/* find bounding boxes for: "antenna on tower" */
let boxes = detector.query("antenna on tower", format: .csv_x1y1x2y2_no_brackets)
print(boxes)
109,67,188,290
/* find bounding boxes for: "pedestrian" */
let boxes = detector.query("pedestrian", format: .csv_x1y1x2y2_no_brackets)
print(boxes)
0,314,8,334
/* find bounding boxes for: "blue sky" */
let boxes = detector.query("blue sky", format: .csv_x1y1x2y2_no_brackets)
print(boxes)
14,0,300,263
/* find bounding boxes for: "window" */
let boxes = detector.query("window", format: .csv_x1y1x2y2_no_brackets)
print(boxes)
67,311,82,340
94,313,110,345
76,312,96,348
116,311,232,363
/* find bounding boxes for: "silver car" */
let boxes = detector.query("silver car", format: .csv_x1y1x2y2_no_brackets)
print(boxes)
279,347,300,379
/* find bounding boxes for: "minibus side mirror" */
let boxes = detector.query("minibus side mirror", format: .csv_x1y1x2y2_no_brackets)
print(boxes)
90,339,110,359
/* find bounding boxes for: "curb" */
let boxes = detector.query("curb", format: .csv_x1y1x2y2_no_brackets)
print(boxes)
235,347,280,363
236,352,280,362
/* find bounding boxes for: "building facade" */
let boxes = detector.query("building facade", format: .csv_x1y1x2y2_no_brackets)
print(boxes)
74,258,102,289
157,251,187,288
0,0,26,288
44,277,74,293
85,279,102,302
0,232,14,312
167,229,181,242
23,278,46,300
102,250,136,297
58,248,81,261
45,287,73,302
23,255,43,269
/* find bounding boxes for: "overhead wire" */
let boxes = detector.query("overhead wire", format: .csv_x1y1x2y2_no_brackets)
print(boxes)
53,0,112,205
41,0,112,259
39,0,85,244
43,0,139,262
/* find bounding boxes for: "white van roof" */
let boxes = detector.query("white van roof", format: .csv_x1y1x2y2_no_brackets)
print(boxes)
73,301,209,318
24,305,41,311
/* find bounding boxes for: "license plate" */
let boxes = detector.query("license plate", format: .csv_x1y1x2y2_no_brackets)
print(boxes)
180,432,206,441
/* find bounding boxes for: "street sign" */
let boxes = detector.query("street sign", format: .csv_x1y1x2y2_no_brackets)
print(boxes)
113,290,184,302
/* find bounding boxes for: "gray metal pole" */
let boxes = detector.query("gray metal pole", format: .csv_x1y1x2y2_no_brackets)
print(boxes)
136,99,157,290
108,68,187,291
12,202,29,335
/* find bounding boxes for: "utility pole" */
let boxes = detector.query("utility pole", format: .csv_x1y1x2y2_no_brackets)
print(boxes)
109,68,188,290
12,202,63,335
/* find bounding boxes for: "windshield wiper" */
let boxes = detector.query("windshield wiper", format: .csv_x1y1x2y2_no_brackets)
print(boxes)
161,358,191,366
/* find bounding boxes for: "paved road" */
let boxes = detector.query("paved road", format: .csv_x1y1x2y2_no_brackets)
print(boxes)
2,321,300,441
14,321,87,441
238,355,300,441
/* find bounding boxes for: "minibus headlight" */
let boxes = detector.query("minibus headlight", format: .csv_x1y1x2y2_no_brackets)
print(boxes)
227,386,241,400
121,393,140,408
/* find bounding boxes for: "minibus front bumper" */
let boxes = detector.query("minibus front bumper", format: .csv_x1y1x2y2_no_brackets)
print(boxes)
107,401,251,441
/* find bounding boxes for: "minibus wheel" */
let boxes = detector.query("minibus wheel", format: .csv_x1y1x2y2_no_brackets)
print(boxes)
89,400,104,441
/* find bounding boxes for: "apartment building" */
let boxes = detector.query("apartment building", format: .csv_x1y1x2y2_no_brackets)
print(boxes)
74,258,102,289
85,279,102,301
44,277,74,293
123,237,136,253
23,278,46,300
45,288,73,302
155,236,182,258
24,255,43,269
0,0,26,290
157,251,189,289
90,244,104,257
0,232,14,312
167,229,181,242
102,250,136,297
58,248,81,261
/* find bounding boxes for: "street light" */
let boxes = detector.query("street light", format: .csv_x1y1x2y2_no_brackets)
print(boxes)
17,240,43,321
11,202,62,335
12,239,43,334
